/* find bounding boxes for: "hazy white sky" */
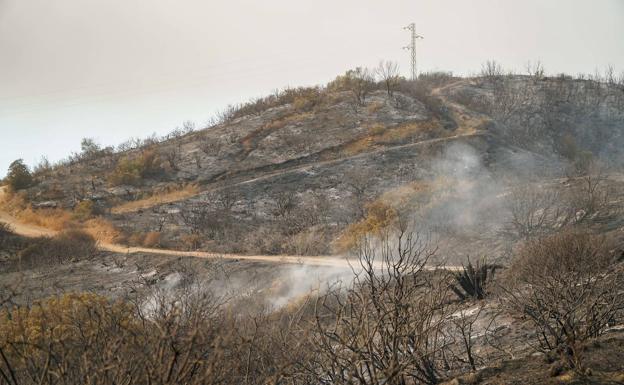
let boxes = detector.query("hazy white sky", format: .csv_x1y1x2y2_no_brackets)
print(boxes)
1,0,623,176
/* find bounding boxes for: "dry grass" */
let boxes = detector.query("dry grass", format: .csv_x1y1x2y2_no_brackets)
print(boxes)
376,120,447,144
18,209,120,243
0,189,29,213
343,120,447,156
83,217,121,243
111,184,199,214
367,123,386,136
0,190,121,243
451,109,491,136
0,192,71,232
333,200,398,252
121,231,163,248
379,177,455,205
342,136,375,156
366,100,384,114
17,207,73,231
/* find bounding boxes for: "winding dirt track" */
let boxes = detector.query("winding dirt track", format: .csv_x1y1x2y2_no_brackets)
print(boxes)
0,188,464,270
0,187,371,268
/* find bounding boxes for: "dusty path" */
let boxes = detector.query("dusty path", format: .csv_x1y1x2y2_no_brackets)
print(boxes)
0,187,462,270
0,193,349,267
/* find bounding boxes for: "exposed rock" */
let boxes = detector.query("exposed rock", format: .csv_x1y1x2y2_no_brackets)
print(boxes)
32,201,58,209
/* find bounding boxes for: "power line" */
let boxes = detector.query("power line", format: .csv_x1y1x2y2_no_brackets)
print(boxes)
403,22,423,80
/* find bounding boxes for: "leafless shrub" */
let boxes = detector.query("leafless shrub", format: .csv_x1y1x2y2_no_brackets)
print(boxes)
182,120,196,134
179,203,211,236
502,231,624,373
479,60,505,83
375,60,401,96
328,67,376,108
214,86,325,123
164,121,194,140
272,192,297,219
506,183,562,239
271,192,328,239
242,192,330,255
449,303,487,372
108,149,163,186
214,190,239,212
0,278,317,385
162,146,181,171
243,225,285,255
506,165,617,240
31,156,52,178
525,60,545,81
566,162,613,224
199,135,223,156
0,290,223,385
489,79,532,125
282,226,332,256
301,228,454,385
178,199,237,247
214,104,239,124
344,169,372,220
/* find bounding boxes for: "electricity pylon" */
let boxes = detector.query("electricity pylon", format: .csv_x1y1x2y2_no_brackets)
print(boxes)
403,23,423,80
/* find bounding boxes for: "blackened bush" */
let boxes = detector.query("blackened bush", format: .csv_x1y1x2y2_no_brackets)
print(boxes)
451,258,497,300
0,221,12,237
0,222,22,251
504,230,624,373
19,229,97,268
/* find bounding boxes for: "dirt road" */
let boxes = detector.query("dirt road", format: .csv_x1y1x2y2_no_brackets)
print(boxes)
0,187,368,268
0,200,345,268
0,189,462,270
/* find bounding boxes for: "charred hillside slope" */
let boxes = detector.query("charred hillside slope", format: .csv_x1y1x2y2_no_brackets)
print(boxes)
5,70,624,258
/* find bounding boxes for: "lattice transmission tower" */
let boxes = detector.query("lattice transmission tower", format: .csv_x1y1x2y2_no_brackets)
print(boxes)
403,23,423,80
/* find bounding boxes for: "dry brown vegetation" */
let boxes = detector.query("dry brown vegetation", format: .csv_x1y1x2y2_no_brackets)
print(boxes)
309,230,454,385
2,64,624,383
1,217,624,384
0,224,97,271
9,63,622,258
0,189,120,243
111,184,199,214
107,149,163,186
343,120,448,156
0,230,459,385
17,229,98,269
334,200,398,252
503,231,624,374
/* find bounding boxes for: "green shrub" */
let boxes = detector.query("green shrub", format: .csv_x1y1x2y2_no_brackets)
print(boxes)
5,159,33,191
